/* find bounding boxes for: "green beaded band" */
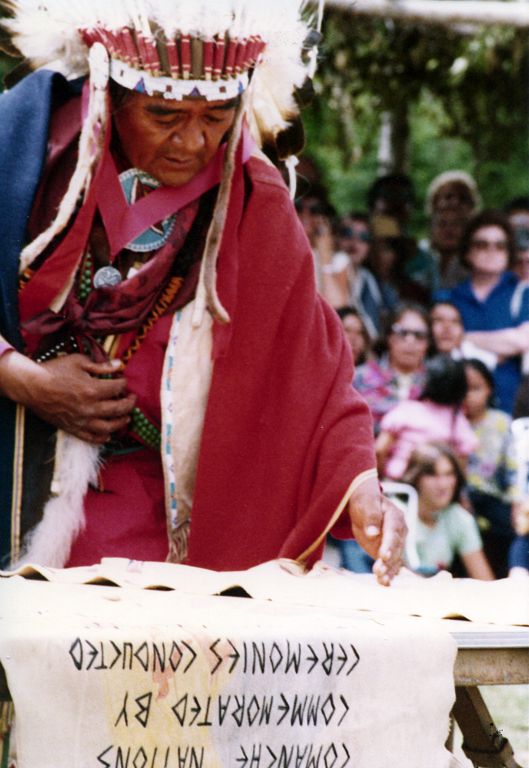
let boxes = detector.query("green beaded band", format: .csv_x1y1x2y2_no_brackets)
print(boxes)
130,407,161,450
78,250,93,303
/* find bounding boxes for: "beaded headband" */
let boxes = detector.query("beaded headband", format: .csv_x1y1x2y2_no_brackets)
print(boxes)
83,25,266,101
109,59,249,101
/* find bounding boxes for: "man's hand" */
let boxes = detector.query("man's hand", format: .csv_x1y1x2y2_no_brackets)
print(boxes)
0,350,136,444
348,476,407,586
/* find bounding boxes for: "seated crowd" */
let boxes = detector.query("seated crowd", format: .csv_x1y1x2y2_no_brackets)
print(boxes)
296,171,529,580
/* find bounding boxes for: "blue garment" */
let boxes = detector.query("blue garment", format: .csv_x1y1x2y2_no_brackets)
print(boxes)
0,70,83,563
334,538,374,573
434,273,529,413
509,534,529,571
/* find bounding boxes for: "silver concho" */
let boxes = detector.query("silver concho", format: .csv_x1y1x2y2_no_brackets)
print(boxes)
93,266,122,289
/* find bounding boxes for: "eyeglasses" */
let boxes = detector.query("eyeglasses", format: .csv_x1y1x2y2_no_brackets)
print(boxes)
338,226,371,243
391,324,429,341
296,201,324,215
470,238,508,251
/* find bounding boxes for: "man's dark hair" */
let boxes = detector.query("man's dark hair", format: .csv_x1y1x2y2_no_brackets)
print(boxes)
346,211,370,225
366,174,415,211
109,79,134,112
429,299,463,320
504,196,529,215
294,185,335,218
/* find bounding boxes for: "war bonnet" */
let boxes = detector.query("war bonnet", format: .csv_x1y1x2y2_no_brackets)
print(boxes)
2,0,321,321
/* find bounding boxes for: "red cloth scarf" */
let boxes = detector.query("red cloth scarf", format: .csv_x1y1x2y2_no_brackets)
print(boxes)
18,98,243,359
21,201,199,361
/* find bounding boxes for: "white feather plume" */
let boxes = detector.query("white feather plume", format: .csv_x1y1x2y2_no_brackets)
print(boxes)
245,0,311,145
5,0,315,146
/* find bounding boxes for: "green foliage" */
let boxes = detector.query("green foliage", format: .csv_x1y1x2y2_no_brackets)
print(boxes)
1,7,527,221
0,52,13,89
302,11,529,219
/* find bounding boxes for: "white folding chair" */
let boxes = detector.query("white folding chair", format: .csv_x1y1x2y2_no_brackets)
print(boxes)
510,417,529,500
381,480,420,571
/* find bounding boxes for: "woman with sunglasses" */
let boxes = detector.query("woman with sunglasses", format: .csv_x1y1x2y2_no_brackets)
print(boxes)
354,303,430,433
434,210,529,414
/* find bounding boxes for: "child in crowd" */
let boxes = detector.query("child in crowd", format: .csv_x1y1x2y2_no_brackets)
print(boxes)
336,306,371,366
463,359,520,577
375,354,477,480
402,443,494,578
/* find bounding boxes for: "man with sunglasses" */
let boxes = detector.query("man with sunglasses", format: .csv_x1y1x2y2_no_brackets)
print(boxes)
320,213,384,338
294,188,336,292
367,173,437,300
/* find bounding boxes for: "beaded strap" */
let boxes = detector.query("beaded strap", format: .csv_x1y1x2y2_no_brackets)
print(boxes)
78,250,93,302
129,407,161,450
162,310,182,542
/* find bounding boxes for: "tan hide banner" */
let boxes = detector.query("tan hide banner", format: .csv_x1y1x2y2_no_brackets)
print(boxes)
0,567,457,768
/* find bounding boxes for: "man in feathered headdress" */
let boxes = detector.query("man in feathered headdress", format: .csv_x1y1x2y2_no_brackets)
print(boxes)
0,0,405,582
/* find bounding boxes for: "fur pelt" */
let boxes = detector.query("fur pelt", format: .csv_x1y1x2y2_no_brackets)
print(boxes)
15,431,101,568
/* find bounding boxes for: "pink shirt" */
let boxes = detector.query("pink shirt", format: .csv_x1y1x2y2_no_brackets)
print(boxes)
0,340,13,357
380,399,478,480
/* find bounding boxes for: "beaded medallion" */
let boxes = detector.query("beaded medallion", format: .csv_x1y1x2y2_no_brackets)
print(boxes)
119,168,177,252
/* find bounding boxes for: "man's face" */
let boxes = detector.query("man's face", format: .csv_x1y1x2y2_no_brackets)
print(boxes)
337,217,371,264
113,92,238,187
295,196,326,238
430,207,467,254
432,182,474,218
341,312,367,363
514,250,529,282
371,182,413,230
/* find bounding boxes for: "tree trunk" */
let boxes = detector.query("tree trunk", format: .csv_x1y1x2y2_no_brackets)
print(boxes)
377,104,410,175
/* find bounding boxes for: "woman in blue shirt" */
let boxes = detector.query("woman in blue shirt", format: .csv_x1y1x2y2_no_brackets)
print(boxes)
434,210,529,414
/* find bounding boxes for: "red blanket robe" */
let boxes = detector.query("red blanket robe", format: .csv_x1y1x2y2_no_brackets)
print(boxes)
15,90,376,570
186,157,376,569
67,155,376,571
